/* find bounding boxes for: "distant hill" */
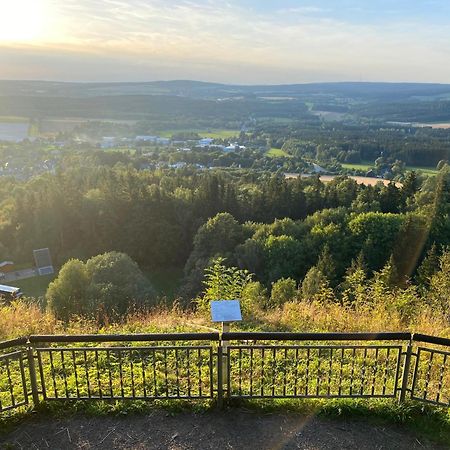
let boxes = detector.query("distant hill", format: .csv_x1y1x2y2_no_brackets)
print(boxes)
1,80,450,122
2,80,450,100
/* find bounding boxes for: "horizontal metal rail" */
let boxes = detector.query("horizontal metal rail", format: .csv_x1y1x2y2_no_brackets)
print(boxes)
0,331,449,412
0,337,28,350
221,332,411,341
412,334,450,347
29,332,220,344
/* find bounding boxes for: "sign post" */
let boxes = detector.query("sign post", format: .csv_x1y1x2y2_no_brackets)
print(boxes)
210,300,242,404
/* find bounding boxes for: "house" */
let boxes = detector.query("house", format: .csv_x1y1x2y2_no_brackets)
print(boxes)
135,135,158,143
101,137,116,149
198,138,214,147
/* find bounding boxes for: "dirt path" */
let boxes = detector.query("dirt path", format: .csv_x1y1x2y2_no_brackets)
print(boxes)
0,410,445,450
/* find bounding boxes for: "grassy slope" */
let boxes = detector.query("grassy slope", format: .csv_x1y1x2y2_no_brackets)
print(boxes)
13,274,55,298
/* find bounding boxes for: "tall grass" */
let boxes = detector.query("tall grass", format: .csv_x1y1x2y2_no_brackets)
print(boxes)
1,297,449,340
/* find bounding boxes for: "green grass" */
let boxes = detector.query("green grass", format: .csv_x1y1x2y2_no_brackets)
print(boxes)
341,162,438,175
341,162,375,171
13,274,55,298
266,148,291,158
156,129,240,139
405,166,438,175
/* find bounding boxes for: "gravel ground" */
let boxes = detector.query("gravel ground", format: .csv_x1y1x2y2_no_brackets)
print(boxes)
0,409,446,450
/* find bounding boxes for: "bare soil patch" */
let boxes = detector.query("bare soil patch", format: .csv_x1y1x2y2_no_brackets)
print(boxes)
0,409,444,449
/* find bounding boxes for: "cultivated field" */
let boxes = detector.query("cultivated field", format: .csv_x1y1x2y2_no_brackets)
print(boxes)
415,122,450,129
285,173,403,187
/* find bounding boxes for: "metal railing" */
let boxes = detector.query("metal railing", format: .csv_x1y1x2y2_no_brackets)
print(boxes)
0,332,449,414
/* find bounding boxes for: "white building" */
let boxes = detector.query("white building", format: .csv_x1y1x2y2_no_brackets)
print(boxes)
198,138,214,147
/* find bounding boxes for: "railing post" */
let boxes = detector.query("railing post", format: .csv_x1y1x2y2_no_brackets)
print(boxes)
26,342,40,408
399,339,413,403
217,344,223,408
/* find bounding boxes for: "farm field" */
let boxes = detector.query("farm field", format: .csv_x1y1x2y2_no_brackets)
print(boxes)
285,173,402,187
341,162,438,176
415,122,450,129
266,147,291,158
157,129,240,139
341,162,375,171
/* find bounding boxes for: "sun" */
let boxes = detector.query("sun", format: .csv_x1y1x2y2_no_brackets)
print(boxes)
0,0,48,42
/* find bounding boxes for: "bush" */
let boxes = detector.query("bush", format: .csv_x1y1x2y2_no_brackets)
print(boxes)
269,278,297,307
46,259,89,322
241,281,268,314
47,252,155,322
196,257,253,316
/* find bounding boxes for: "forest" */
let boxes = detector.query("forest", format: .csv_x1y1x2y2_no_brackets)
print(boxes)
1,162,449,309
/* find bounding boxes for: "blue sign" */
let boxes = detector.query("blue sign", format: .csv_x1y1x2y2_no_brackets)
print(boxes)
210,300,242,323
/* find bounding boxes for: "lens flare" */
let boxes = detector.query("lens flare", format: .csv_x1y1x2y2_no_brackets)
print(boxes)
0,0,48,42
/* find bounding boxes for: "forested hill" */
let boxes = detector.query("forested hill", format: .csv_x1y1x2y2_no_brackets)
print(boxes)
2,80,450,122
2,80,450,100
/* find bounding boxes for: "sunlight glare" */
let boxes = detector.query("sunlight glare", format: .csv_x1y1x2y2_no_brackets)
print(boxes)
0,0,48,42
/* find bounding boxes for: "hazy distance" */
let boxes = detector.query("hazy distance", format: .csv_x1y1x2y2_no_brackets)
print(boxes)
1,0,450,83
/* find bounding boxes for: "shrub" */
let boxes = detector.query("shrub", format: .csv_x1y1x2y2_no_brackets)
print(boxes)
196,257,253,316
269,278,297,307
47,252,155,322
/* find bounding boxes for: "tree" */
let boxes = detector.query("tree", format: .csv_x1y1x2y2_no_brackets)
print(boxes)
263,235,305,282
197,257,253,315
416,243,440,288
339,257,368,305
86,252,155,319
47,252,154,321
270,278,297,307
241,281,268,313
300,266,333,302
46,259,89,322
316,244,338,287
427,249,450,318
348,212,404,271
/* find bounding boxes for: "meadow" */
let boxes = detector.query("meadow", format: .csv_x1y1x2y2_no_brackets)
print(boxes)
266,147,291,158
341,162,438,175
13,274,55,298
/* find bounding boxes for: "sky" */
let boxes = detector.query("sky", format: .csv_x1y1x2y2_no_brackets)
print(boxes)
1,0,450,84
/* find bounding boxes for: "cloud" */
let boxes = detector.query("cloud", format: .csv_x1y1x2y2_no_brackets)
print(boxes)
0,0,449,83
